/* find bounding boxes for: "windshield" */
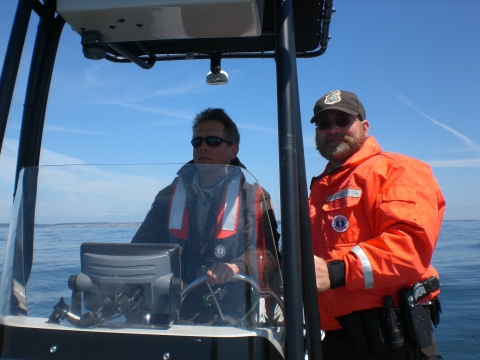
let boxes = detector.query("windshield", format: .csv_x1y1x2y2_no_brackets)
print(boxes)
0,164,283,350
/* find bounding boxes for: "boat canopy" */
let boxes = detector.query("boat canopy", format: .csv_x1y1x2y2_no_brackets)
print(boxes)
0,1,334,358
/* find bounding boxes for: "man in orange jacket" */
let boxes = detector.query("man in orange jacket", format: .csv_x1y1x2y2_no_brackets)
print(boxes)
309,90,445,359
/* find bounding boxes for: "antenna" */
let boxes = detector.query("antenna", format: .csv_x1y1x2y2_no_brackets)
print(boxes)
206,55,228,85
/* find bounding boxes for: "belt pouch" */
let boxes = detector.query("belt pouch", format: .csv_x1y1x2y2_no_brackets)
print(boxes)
361,309,387,353
338,312,370,354
429,296,441,327
337,309,386,354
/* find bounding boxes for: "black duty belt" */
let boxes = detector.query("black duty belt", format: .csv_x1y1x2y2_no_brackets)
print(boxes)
328,277,442,355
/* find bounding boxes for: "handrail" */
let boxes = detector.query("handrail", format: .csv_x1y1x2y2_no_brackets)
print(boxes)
30,0,54,19
106,42,156,69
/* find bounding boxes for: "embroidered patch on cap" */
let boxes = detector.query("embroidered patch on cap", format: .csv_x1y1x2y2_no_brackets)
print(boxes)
325,90,342,105
214,244,227,258
332,215,349,232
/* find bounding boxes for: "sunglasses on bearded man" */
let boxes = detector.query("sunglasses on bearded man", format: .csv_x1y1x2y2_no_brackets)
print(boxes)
315,116,360,131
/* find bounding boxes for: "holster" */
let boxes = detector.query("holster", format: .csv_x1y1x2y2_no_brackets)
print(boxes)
399,288,433,351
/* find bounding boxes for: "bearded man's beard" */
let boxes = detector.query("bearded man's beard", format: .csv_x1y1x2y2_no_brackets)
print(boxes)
315,128,367,163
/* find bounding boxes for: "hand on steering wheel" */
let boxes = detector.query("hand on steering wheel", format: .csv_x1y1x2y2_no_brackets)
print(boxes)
206,262,239,285
181,274,284,327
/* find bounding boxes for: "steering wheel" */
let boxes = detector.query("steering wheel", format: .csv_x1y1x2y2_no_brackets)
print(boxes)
181,273,284,326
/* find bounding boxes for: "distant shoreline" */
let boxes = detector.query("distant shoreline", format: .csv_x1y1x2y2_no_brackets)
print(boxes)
0,219,479,229
0,222,142,228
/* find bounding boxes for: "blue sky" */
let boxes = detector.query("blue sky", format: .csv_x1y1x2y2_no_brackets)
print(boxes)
0,1,479,222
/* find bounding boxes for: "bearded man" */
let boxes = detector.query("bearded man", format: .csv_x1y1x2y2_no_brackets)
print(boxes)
309,90,445,360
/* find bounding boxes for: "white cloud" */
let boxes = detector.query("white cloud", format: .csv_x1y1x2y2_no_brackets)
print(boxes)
303,133,316,148
6,122,20,130
0,139,19,221
128,81,207,102
105,102,193,121
50,62,208,109
44,125,111,136
425,158,480,168
397,94,480,152
0,139,17,181
40,148,87,165
237,123,278,136
84,64,107,89
5,124,105,136
52,63,110,95
0,141,180,223
95,79,207,105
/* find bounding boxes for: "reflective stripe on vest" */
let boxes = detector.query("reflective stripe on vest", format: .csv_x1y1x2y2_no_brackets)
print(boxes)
168,173,242,240
326,188,362,202
215,173,242,239
351,245,374,289
168,177,190,239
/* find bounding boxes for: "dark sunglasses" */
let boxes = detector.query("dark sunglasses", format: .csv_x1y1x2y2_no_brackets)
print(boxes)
315,116,358,131
191,136,232,148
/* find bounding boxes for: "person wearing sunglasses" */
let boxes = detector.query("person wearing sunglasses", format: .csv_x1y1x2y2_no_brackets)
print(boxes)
132,108,281,325
308,90,445,359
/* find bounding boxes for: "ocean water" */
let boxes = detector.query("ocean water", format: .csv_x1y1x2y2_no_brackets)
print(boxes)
429,221,480,359
0,220,479,359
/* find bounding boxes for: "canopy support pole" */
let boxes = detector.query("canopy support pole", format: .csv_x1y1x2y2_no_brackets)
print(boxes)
274,0,324,358
293,66,324,360
13,0,65,285
14,1,64,195
0,0,33,155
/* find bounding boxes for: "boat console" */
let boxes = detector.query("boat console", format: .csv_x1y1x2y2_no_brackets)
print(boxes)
49,243,182,328
0,164,285,359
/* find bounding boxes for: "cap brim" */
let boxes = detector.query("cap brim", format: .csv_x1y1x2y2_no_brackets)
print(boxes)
310,106,360,123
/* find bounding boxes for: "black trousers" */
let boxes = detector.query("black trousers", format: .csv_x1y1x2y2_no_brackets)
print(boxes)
322,330,443,360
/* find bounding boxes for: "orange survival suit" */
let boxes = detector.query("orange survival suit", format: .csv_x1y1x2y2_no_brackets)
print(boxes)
309,136,445,331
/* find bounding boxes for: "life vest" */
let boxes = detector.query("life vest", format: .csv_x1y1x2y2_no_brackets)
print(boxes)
166,170,275,291
254,185,268,287
168,172,242,238
166,173,245,317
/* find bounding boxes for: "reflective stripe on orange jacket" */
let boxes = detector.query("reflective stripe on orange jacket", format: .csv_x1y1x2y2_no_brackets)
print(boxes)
309,136,445,331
